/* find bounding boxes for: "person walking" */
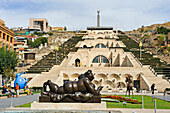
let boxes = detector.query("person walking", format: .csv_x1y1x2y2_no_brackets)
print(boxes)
15,83,20,98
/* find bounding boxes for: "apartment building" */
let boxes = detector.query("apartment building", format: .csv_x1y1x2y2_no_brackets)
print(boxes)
29,18,50,32
0,19,15,50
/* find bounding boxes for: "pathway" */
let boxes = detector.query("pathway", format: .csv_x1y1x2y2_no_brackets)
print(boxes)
0,94,40,109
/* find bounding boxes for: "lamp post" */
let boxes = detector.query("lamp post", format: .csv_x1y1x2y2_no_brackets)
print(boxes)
55,45,58,64
139,42,142,60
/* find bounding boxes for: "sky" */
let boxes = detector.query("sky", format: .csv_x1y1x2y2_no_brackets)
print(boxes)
0,0,169,31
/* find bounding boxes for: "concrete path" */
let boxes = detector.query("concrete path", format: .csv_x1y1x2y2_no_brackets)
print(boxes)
148,95,170,102
1,108,170,113
0,94,40,109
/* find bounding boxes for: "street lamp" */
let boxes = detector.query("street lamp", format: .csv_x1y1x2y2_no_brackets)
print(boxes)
55,45,58,64
139,42,142,60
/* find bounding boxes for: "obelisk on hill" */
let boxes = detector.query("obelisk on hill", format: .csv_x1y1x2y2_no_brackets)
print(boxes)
97,9,100,27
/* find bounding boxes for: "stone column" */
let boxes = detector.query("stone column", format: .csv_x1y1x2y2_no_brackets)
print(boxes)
4,34,7,49
116,24,118,34
8,36,11,50
0,31,3,48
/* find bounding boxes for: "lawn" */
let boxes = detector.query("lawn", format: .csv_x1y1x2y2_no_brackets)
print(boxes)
106,95,170,109
16,102,31,107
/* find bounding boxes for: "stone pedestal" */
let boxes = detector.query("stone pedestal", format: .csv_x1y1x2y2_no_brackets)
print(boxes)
31,102,106,110
39,95,101,103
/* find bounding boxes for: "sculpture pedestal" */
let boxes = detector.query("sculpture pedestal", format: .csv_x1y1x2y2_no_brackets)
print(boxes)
39,95,101,103
31,102,106,110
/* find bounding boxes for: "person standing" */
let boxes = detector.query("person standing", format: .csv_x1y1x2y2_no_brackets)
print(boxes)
151,83,155,94
15,83,20,98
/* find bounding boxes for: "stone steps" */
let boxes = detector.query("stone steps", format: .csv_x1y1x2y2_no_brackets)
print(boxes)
26,51,56,74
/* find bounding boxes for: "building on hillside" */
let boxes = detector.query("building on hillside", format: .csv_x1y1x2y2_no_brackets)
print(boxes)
25,36,37,42
13,42,28,52
12,26,29,31
29,18,50,32
51,27,64,31
0,19,15,50
14,30,30,35
21,10,170,92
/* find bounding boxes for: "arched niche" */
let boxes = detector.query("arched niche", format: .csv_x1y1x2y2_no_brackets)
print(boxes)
97,37,103,39
121,74,133,82
95,74,108,83
103,80,114,89
108,74,120,82
134,74,140,80
92,80,100,89
83,45,87,48
63,73,69,80
117,82,126,88
75,58,80,67
70,73,79,81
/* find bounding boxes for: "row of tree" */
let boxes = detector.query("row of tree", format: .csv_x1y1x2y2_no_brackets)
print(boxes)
0,47,18,86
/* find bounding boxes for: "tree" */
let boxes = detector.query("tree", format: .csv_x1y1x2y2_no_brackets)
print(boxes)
0,47,18,86
48,32,53,36
64,26,67,31
27,37,48,48
157,27,170,34
27,39,33,47
167,47,170,52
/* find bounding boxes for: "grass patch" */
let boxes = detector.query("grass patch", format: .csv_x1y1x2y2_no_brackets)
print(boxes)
106,95,170,109
16,102,31,107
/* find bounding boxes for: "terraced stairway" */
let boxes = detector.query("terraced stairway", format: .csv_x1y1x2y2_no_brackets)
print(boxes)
154,67,170,80
118,34,170,81
26,36,83,74
26,52,56,73
118,34,167,67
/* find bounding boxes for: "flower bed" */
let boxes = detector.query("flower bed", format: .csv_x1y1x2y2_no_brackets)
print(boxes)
101,95,141,104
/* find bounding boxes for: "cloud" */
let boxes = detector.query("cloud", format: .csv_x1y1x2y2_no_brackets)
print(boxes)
0,0,169,31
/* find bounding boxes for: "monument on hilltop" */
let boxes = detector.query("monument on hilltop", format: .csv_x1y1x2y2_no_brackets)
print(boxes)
87,9,113,30
97,9,100,27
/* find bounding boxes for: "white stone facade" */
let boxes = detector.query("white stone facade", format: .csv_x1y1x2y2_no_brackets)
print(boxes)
23,29,170,92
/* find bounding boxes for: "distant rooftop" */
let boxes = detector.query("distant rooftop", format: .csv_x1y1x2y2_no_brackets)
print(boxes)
87,27,113,30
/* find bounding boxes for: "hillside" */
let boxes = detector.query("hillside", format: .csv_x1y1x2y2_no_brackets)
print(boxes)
138,22,170,33
125,22,170,33
125,22,170,64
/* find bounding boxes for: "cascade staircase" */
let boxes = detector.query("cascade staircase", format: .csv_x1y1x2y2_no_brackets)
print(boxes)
26,36,83,74
119,34,170,82
154,67,170,81
26,51,56,74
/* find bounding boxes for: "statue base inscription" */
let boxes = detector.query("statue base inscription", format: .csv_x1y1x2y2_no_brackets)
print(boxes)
31,102,106,110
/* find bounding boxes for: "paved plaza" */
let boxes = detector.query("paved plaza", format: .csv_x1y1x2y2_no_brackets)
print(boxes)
0,91,169,113
0,94,39,109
